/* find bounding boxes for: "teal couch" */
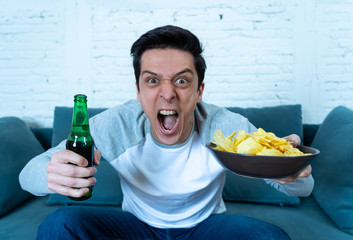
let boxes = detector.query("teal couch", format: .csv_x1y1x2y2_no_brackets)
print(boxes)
1,104,353,240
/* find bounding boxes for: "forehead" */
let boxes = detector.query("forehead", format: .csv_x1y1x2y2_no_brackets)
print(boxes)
140,48,195,73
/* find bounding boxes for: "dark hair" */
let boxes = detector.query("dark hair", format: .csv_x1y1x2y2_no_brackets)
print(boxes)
130,25,206,89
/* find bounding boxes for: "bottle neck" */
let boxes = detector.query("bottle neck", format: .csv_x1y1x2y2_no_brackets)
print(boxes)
72,101,89,126
69,95,92,140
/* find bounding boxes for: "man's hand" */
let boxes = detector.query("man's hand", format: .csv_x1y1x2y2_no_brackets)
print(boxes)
274,165,312,184
46,150,101,198
274,134,312,184
283,134,301,146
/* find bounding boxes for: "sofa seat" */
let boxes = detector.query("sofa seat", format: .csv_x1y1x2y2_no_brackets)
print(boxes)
0,196,59,240
224,196,353,240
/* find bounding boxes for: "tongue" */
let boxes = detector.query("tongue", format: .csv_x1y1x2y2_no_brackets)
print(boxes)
163,115,177,130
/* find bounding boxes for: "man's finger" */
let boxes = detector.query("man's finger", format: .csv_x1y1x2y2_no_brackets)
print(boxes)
298,165,312,178
47,163,97,178
94,150,101,166
52,150,88,167
283,134,301,147
47,182,90,197
47,173,96,188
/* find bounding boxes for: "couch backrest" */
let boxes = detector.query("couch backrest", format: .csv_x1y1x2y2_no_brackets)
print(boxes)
31,105,320,150
227,104,304,140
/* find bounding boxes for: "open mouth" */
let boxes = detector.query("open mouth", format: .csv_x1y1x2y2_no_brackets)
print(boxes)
158,110,179,133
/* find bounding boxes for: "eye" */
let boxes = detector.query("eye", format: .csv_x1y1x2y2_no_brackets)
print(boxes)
175,78,187,85
147,77,158,84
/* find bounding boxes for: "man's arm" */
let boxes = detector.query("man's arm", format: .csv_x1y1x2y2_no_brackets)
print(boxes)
19,140,100,198
19,142,64,196
265,167,314,197
265,134,314,197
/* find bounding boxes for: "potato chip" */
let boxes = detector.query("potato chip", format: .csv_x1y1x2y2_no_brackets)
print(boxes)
212,128,307,156
233,130,247,146
256,148,283,156
213,129,235,152
237,138,263,155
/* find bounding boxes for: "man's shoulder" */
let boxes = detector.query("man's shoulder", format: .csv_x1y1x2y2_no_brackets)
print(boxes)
195,101,223,117
195,101,239,121
108,99,142,113
195,101,256,144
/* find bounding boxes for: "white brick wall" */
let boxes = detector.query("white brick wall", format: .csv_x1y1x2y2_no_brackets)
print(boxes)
1,0,352,127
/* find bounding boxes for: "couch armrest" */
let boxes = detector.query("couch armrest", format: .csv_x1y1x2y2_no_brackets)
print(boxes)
31,128,53,150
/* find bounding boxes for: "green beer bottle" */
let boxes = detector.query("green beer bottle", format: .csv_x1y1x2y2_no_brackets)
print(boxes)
66,94,94,201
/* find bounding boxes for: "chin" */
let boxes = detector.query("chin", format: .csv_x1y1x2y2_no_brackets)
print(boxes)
153,131,182,145
157,136,179,145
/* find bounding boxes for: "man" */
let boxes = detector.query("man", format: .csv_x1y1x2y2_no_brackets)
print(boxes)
20,25,313,239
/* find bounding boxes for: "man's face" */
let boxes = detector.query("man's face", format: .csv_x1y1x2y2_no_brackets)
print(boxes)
136,48,204,145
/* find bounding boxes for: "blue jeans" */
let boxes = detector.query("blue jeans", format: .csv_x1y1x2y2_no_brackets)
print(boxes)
37,206,290,240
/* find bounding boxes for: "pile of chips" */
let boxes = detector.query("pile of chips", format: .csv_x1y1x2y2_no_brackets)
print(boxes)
212,128,306,156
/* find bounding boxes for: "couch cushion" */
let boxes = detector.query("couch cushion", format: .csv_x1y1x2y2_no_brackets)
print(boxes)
31,128,53,150
223,105,303,205
224,196,353,240
0,117,44,216
311,106,353,235
48,107,123,206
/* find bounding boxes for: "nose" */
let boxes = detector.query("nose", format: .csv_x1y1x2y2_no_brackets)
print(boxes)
159,81,176,102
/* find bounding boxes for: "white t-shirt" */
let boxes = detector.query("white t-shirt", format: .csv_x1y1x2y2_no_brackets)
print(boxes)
112,132,225,228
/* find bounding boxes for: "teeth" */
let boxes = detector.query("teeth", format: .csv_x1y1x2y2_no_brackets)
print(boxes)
159,110,176,115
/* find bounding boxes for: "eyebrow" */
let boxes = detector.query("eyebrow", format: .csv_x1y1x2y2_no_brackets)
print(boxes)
141,68,194,78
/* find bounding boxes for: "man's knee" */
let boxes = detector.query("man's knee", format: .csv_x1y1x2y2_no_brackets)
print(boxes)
37,206,86,239
193,214,290,240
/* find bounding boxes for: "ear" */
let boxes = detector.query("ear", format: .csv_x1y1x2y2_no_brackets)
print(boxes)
135,82,141,102
197,82,205,103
